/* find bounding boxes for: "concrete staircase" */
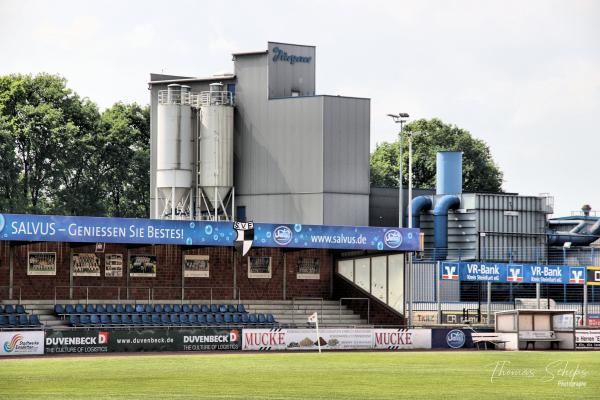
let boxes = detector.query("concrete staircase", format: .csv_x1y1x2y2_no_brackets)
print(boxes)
3,299,368,330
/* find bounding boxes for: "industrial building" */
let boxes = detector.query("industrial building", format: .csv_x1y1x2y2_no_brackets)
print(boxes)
149,42,370,226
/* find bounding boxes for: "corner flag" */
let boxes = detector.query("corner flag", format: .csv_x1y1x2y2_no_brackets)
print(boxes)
308,312,318,323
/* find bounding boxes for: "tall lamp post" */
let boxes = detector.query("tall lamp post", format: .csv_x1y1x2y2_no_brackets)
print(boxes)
386,113,409,227
387,112,412,326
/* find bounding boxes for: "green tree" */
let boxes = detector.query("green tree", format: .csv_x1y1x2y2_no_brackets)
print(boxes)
99,102,150,218
370,118,503,192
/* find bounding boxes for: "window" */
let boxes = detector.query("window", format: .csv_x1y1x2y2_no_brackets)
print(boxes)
338,260,354,281
371,256,387,303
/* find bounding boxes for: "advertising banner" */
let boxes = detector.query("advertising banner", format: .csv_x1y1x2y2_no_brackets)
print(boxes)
372,329,432,350
587,266,600,286
431,328,480,349
0,213,420,251
411,311,438,326
72,253,101,277
575,330,600,350
183,255,209,278
45,328,241,353
242,328,373,351
441,262,586,285
0,331,44,356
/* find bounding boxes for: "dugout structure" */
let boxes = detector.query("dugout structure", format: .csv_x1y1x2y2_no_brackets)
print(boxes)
495,309,576,350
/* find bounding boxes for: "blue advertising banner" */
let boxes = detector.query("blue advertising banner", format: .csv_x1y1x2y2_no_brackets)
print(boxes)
0,213,420,252
440,261,586,285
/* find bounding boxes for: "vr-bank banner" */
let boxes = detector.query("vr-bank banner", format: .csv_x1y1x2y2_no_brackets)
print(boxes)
0,213,419,252
242,328,431,351
440,261,586,285
44,328,241,353
0,331,44,356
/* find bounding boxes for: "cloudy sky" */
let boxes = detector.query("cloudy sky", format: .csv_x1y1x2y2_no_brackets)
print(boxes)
1,0,598,216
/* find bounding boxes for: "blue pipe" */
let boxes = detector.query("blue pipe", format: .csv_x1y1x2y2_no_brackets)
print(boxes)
409,196,432,228
547,219,600,246
433,195,461,260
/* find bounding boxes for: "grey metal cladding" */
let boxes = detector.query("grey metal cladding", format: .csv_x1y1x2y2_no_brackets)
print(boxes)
322,96,370,195
268,42,316,98
236,193,323,225
323,193,369,226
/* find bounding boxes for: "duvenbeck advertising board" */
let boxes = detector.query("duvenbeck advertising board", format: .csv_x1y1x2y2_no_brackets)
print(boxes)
575,330,600,350
242,328,373,351
0,331,44,356
45,328,241,353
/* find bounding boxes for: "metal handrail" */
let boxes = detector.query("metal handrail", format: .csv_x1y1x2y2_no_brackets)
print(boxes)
339,297,370,324
0,286,21,303
152,286,240,304
54,286,152,305
291,297,324,324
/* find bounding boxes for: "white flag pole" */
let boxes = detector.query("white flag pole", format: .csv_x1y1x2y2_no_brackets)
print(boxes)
315,313,321,353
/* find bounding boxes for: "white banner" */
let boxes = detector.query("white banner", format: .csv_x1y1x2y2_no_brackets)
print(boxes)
575,330,600,350
372,329,432,350
243,328,374,351
0,331,44,356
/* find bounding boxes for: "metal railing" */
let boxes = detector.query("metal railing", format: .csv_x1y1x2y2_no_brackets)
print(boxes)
53,285,240,305
339,297,370,324
157,90,191,105
291,297,324,325
191,91,234,107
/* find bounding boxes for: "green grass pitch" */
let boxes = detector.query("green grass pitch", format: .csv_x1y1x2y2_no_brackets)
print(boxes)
0,351,598,399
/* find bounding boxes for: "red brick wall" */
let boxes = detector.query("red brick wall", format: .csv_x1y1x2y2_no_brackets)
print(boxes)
0,241,333,302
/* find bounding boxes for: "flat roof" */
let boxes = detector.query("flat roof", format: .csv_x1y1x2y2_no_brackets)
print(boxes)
148,75,235,85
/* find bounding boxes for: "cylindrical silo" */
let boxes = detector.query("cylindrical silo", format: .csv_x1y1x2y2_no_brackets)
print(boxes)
156,84,193,219
436,151,463,195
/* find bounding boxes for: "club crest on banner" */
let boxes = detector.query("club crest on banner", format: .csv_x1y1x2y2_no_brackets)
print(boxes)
234,221,254,256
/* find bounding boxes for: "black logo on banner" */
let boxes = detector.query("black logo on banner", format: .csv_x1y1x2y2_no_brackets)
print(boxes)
234,221,254,257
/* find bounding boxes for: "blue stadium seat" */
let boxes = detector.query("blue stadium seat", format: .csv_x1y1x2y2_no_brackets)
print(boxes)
16,304,26,314
80,315,91,325
144,304,154,314
75,304,85,314
135,304,144,313
5,305,15,314
65,304,75,314
18,314,28,326
96,304,106,314
0,315,8,326
241,314,249,324
215,314,224,325
132,314,142,325
122,314,133,325
142,314,152,325
69,315,80,326
266,314,275,324
160,314,170,325
154,304,163,313
28,315,41,327
179,314,190,325
206,314,215,324
188,314,198,324
237,304,247,313
0,305,3,314
90,314,101,325
105,304,115,314
219,304,228,313
54,304,65,314
125,304,135,313
201,304,210,313
224,313,233,324
197,314,207,325
233,314,241,324
100,315,110,325
169,314,180,324
249,314,258,324
85,304,95,314
258,314,266,324
163,304,173,313
210,304,218,313
182,304,191,313
110,315,121,325
192,304,201,313
151,314,161,325
227,304,236,313
173,304,182,313
116,304,125,313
